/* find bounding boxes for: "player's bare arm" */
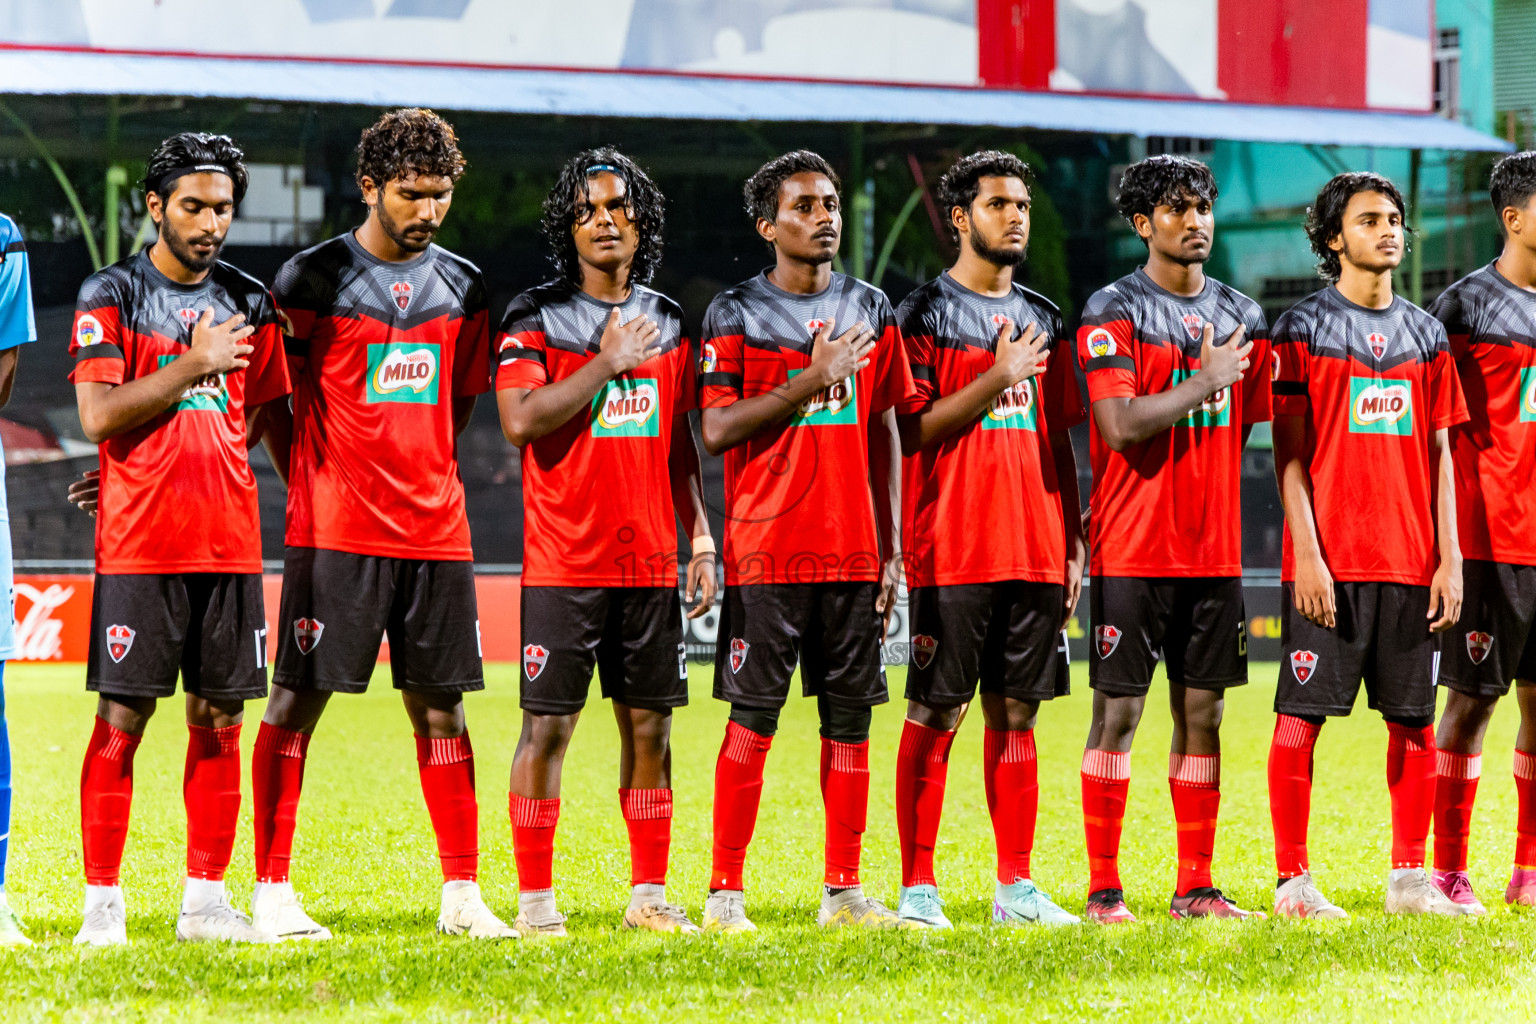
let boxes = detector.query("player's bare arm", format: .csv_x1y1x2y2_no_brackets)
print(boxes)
668,410,717,619
897,318,1048,454
1091,322,1250,452
698,317,874,455
0,345,17,407
1274,412,1335,629
75,308,254,443
869,406,902,634
499,308,661,446
1427,426,1462,632
1051,427,1086,625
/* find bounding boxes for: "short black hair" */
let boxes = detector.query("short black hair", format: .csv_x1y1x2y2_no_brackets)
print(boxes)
937,150,1032,240
1115,155,1217,241
541,147,666,290
1489,151,1536,220
1304,172,1408,282
355,108,465,191
743,150,840,223
142,132,249,204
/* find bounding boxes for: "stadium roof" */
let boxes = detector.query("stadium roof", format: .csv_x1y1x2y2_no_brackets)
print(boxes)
0,46,1513,152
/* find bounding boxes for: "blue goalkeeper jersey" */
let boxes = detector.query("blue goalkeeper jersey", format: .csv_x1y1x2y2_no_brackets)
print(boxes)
0,214,36,660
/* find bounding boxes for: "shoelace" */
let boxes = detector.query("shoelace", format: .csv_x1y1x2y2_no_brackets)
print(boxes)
908,890,945,918
1443,875,1477,903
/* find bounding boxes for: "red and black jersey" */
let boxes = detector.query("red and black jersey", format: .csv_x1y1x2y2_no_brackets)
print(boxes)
1273,286,1469,585
897,272,1086,587
1430,263,1536,567
274,232,490,561
698,271,914,585
495,280,695,587
1077,268,1271,577
68,251,290,574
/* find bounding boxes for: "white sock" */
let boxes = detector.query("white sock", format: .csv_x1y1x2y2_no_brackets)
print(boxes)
84,884,122,912
822,884,864,905
1389,867,1424,883
443,879,477,896
252,880,293,904
629,883,665,907
182,877,225,911
519,888,558,921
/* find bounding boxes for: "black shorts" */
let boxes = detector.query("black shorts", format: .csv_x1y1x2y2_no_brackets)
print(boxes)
87,573,268,701
712,583,887,709
271,547,483,695
518,586,687,715
1275,581,1439,719
1439,560,1536,698
904,582,1069,706
1088,576,1247,696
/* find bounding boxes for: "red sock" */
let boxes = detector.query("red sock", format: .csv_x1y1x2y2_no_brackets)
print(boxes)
1268,714,1321,878
80,718,142,886
1515,751,1536,871
1081,749,1130,893
1387,722,1436,870
620,788,672,886
710,722,773,890
986,728,1039,884
251,722,311,883
895,721,955,887
1433,750,1481,874
415,734,478,882
184,724,242,881
821,738,870,888
1169,752,1220,894
510,794,560,891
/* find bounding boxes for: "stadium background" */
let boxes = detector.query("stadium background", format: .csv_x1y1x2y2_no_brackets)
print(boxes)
0,0,1521,667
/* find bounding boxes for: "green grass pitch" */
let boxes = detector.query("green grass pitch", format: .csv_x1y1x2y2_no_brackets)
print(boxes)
1,661,1534,1023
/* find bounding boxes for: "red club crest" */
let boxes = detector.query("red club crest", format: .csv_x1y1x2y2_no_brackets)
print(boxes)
293,618,324,655
523,643,549,680
1290,649,1318,683
176,308,201,329
805,319,826,336
1466,631,1494,665
1095,625,1121,659
911,634,937,670
729,637,750,674
1182,314,1204,342
392,281,413,315
1367,332,1388,359
105,624,135,664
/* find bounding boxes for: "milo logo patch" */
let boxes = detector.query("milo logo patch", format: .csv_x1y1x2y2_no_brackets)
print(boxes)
1172,368,1230,427
1349,377,1413,435
1521,366,1536,423
156,355,228,413
788,368,858,426
591,378,661,437
982,378,1037,431
367,343,440,404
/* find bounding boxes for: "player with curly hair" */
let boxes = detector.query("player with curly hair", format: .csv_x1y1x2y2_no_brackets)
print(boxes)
493,148,714,936
69,132,291,945
696,150,913,932
1075,154,1270,923
1429,153,1536,913
248,108,515,941
1269,172,1468,918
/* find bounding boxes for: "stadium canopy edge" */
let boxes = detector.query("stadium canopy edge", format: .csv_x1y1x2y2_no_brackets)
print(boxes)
0,48,1512,153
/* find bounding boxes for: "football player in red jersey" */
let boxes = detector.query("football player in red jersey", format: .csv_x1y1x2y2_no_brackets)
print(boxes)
1269,172,1468,918
890,151,1085,929
1429,152,1536,911
250,110,513,940
1076,156,1270,923
696,151,914,931
69,133,290,945
495,149,714,936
